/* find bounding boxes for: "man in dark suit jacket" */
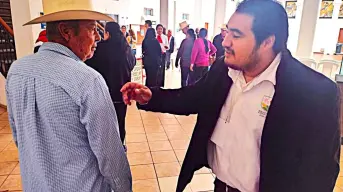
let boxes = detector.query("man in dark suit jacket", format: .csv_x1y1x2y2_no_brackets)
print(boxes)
212,25,227,58
166,29,175,70
121,0,341,191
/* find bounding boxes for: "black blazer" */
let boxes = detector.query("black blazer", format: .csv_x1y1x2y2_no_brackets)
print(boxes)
142,38,162,69
168,36,175,54
213,34,224,57
138,50,341,192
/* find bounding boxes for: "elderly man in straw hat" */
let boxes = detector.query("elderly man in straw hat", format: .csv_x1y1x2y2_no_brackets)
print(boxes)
179,21,189,35
5,0,132,191
212,24,228,58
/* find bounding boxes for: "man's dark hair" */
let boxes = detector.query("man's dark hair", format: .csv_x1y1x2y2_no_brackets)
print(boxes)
46,20,80,41
145,20,152,27
236,0,289,53
121,25,127,29
156,24,163,30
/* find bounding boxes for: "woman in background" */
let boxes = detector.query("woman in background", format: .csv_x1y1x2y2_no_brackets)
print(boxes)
142,28,162,87
175,29,196,87
127,29,137,56
86,22,136,148
190,28,217,84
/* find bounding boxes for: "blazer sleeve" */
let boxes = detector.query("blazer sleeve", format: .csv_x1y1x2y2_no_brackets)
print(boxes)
137,74,208,115
176,39,186,63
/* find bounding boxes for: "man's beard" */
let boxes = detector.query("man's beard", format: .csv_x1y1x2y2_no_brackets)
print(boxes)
224,47,259,72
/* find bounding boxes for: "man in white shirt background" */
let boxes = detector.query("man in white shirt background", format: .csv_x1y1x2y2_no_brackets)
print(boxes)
156,24,169,87
121,0,340,191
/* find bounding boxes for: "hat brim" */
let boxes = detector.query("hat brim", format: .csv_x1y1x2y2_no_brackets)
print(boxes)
24,10,114,26
180,25,189,30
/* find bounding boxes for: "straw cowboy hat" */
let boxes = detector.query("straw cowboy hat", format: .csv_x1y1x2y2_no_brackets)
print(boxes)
220,24,227,30
179,21,189,30
24,0,114,25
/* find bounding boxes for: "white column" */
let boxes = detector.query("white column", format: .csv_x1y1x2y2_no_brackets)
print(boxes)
160,0,169,27
193,0,203,28
10,0,41,59
213,0,226,36
295,0,321,58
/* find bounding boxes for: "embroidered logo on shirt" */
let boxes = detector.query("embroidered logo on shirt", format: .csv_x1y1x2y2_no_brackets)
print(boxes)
261,96,272,112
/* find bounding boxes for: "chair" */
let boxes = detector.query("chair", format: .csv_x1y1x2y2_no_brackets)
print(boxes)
298,58,317,70
317,59,341,80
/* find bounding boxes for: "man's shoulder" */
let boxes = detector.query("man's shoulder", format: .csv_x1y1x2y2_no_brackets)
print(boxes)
283,56,338,99
9,52,102,92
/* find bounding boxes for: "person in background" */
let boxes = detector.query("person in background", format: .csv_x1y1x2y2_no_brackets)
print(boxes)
195,28,200,38
166,29,175,70
156,24,169,87
127,29,137,56
213,24,228,58
34,29,48,53
163,27,167,36
121,25,129,38
145,20,152,29
96,20,105,40
86,22,136,147
6,1,132,191
179,21,189,35
175,28,196,87
121,0,340,191
190,28,217,84
142,28,162,87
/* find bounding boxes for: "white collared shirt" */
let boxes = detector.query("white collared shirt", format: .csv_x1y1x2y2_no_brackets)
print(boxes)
157,34,169,53
208,53,282,192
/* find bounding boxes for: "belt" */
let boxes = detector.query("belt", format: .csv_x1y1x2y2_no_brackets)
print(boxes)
214,178,240,192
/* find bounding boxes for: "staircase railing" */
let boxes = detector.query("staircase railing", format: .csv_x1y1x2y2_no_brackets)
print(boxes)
0,16,16,78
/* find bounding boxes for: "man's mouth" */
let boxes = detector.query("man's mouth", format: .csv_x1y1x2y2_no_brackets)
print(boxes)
225,50,233,55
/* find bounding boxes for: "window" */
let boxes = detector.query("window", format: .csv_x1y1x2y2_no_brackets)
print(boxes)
144,8,154,16
182,13,190,20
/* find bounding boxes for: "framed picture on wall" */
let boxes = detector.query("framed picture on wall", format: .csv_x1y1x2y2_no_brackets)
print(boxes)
319,0,334,19
285,1,297,19
339,2,343,18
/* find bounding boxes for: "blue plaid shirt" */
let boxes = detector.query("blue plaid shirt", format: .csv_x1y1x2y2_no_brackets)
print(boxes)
6,43,132,192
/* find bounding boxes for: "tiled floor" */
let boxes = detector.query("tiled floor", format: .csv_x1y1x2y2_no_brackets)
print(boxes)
0,67,343,192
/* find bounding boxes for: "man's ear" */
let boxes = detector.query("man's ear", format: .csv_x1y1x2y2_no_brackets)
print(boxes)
261,35,276,50
58,22,72,42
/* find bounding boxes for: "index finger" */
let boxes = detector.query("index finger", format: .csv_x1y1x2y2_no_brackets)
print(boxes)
120,83,142,92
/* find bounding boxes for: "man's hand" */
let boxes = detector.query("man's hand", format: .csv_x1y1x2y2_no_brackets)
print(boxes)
120,82,152,105
190,64,194,72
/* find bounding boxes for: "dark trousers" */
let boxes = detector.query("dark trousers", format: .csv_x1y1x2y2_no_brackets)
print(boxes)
190,65,208,85
166,51,172,69
181,66,190,87
145,67,159,87
214,178,240,192
113,103,128,144
158,53,166,87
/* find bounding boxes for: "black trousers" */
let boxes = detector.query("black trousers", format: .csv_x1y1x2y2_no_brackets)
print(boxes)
181,66,190,87
113,102,128,144
145,67,159,87
214,178,240,192
159,53,166,87
190,65,208,85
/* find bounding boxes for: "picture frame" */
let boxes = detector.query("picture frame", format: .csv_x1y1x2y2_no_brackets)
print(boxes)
339,1,343,19
285,1,297,19
319,0,334,19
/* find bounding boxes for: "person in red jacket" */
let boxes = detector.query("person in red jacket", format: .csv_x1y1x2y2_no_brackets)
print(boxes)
34,30,48,53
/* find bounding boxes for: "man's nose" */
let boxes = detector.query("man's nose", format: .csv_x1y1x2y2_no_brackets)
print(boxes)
95,30,101,42
222,34,232,48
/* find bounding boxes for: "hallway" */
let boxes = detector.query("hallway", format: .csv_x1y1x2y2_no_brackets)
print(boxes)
0,68,343,191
